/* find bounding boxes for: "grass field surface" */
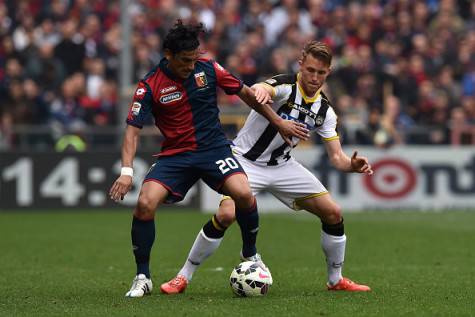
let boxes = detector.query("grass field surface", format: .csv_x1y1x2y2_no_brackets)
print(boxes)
0,210,474,317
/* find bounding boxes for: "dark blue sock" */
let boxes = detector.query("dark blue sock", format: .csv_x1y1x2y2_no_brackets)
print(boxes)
235,200,259,258
131,216,155,278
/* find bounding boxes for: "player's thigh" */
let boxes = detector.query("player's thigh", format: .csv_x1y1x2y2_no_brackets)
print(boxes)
235,154,270,196
270,159,328,210
198,146,248,195
215,157,268,222
144,154,199,204
220,172,254,206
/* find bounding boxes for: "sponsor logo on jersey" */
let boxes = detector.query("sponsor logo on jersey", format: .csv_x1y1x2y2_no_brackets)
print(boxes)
136,88,145,96
194,71,208,87
288,102,319,121
280,113,315,131
131,102,141,115
134,82,147,101
160,85,177,94
160,92,182,104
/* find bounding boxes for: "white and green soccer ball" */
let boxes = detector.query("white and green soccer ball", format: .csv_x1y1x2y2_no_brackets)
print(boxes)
229,261,273,297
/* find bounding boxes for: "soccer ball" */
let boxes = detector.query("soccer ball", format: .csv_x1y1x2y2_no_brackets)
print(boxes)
229,261,273,297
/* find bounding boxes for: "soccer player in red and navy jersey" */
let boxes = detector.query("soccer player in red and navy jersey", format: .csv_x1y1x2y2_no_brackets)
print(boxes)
108,20,309,297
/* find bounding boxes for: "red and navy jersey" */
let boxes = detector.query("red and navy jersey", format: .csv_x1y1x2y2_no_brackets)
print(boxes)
126,57,243,156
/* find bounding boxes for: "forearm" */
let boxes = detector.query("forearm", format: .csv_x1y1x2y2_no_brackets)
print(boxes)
251,102,285,128
330,153,353,172
238,85,283,128
121,126,139,168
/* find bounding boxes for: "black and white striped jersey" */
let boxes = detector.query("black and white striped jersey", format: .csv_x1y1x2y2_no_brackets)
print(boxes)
233,73,339,166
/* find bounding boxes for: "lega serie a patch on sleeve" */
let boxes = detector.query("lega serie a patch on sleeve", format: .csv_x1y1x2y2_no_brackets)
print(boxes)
131,102,141,115
265,78,277,85
263,74,296,87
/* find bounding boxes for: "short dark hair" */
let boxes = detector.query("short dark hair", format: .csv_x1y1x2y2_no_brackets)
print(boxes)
162,20,204,54
301,41,332,66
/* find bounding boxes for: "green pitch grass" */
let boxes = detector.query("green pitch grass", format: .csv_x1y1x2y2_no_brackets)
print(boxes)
0,210,474,317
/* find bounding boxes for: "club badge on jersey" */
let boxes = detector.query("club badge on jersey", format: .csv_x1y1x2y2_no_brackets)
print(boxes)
194,71,208,87
315,115,325,126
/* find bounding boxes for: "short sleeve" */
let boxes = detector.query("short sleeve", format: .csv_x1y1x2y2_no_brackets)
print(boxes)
261,74,294,104
317,107,339,141
126,81,154,128
213,61,243,95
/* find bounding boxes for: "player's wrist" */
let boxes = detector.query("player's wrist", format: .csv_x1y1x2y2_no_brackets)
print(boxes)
274,115,285,125
120,167,134,177
350,160,359,173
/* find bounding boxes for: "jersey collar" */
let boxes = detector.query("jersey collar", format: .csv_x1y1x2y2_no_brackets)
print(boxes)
159,57,191,82
159,58,180,81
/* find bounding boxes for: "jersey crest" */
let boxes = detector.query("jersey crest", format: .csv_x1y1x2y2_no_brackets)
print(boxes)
194,71,208,87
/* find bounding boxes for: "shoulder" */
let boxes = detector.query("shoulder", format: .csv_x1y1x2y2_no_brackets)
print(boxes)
142,64,162,82
196,58,222,75
320,91,334,109
318,92,337,121
140,64,168,94
198,57,212,63
263,73,297,87
196,57,218,69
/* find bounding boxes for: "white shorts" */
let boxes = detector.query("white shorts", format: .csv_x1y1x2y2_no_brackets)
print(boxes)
234,154,328,210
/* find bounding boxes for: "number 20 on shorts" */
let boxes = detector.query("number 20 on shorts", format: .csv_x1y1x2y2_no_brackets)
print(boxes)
216,158,239,174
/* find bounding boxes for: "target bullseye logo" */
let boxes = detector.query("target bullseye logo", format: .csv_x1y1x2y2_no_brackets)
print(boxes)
364,159,417,199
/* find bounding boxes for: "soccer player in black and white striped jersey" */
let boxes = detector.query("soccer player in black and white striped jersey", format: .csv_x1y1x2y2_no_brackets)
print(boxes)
161,41,373,293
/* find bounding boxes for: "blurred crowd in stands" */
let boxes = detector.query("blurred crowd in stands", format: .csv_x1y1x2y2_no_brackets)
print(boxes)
1,0,475,150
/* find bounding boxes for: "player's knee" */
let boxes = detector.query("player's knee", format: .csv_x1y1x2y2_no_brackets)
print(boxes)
135,195,156,219
321,204,342,224
217,200,236,227
229,188,254,207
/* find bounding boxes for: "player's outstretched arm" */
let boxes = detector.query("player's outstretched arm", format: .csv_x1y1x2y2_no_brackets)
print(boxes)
324,139,373,175
238,84,309,144
109,125,141,201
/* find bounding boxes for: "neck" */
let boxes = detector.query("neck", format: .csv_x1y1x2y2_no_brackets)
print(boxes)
164,60,184,80
297,73,319,98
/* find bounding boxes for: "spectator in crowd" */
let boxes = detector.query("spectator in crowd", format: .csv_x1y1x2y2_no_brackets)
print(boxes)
1,0,475,150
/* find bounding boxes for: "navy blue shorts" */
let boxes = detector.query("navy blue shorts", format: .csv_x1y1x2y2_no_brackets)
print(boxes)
144,145,246,203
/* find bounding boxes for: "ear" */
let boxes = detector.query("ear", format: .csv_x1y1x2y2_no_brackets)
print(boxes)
164,49,173,60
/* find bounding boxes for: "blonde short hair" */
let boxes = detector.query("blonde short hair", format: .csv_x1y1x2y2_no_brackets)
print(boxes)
301,41,332,66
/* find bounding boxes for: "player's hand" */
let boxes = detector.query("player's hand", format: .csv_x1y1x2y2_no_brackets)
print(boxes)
253,85,273,105
277,119,310,145
109,175,133,202
350,151,373,175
